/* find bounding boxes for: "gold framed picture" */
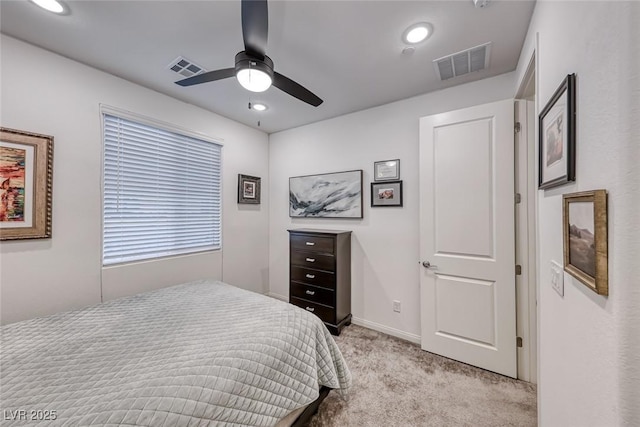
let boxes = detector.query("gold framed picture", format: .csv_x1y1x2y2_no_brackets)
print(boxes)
0,128,54,240
562,190,608,296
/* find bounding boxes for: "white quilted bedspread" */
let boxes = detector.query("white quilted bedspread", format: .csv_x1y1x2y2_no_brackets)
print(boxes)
0,280,351,426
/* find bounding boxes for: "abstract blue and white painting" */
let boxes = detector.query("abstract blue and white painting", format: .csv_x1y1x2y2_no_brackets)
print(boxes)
289,170,363,218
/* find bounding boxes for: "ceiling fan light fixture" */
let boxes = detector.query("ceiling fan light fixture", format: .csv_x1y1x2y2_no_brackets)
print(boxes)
402,22,433,44
234,51,274,93
237,68,272,92
29,0,65,14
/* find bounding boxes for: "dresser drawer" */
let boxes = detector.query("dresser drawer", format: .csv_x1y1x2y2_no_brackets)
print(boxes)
290,234,334,254
291,297,335,324
290,282,335,306
291,266,335,289
290,251,334,271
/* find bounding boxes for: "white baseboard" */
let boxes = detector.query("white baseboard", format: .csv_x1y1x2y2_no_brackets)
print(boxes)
265,294,421,345
266,292,288,302
351,317,421,345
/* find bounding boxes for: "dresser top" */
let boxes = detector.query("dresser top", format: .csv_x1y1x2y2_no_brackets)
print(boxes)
288,228,352,235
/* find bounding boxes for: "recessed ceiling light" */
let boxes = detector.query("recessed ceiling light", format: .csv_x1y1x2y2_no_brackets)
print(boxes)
402,22,434,45
29,0,66,14
252,103,268,111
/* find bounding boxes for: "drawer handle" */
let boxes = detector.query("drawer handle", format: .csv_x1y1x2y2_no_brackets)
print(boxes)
305,290,315,296
306,274,315,279
305,306,315,312
305,242,315,246
306,258,316,262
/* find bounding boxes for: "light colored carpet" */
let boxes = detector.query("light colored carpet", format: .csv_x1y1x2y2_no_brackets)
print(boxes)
308,325,536,427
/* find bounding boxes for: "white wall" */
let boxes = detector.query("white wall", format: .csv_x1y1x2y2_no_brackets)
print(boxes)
0,35,270,324
515,2,639,425
269,72,515,341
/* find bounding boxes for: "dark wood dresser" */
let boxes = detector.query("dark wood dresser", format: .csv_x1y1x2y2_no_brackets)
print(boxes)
288,229,352,335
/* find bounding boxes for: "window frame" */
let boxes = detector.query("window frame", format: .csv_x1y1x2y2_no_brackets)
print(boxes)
100,105,224,267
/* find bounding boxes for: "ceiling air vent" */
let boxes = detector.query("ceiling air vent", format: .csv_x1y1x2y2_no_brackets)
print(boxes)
433,42,492,81
167,56,206,78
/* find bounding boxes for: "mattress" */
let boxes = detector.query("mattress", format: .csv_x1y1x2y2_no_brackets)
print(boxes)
0,280,351,426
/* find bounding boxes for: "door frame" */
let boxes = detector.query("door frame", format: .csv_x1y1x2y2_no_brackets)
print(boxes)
514,51,538,383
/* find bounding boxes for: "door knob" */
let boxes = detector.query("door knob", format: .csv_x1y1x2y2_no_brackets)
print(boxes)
422,261,437,269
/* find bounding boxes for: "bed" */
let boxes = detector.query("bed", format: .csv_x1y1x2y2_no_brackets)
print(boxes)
0,280,351,426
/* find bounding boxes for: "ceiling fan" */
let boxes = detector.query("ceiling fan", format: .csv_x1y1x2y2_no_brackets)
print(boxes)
175,0,323,107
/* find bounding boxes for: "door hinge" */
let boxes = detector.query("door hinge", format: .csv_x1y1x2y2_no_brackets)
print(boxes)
515,193,521,204
515,122,521,133
517,337,523,348
515,265,522,275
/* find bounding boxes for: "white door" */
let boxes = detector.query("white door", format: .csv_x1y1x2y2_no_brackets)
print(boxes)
419,99,516,378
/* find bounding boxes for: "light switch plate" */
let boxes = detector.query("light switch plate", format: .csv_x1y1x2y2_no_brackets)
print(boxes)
551,260,564,297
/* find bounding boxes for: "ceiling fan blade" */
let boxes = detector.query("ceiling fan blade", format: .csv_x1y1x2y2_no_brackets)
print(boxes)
273,72,323,107
241,0,268,59
175,68,236,87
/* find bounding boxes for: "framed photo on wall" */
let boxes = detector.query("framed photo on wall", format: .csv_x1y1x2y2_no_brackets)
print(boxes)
371,180,403,207
0,127,53,240
374,159,400,181
237,174,261,204
562,189,608,296
539,73,576,189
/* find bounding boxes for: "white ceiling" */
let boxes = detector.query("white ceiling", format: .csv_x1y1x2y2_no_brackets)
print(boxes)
0,0,535,133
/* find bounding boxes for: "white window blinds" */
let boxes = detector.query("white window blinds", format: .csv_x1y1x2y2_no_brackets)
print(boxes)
102,113,222,266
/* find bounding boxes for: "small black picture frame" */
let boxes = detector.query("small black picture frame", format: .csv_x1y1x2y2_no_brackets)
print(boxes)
238,174,261,204
371,180,403,207
538,73,576,189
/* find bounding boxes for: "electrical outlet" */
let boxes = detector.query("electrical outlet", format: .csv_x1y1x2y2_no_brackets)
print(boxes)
393,300,401,313
551,260,564,297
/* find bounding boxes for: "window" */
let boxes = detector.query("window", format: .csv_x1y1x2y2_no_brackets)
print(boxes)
102,110,222,266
